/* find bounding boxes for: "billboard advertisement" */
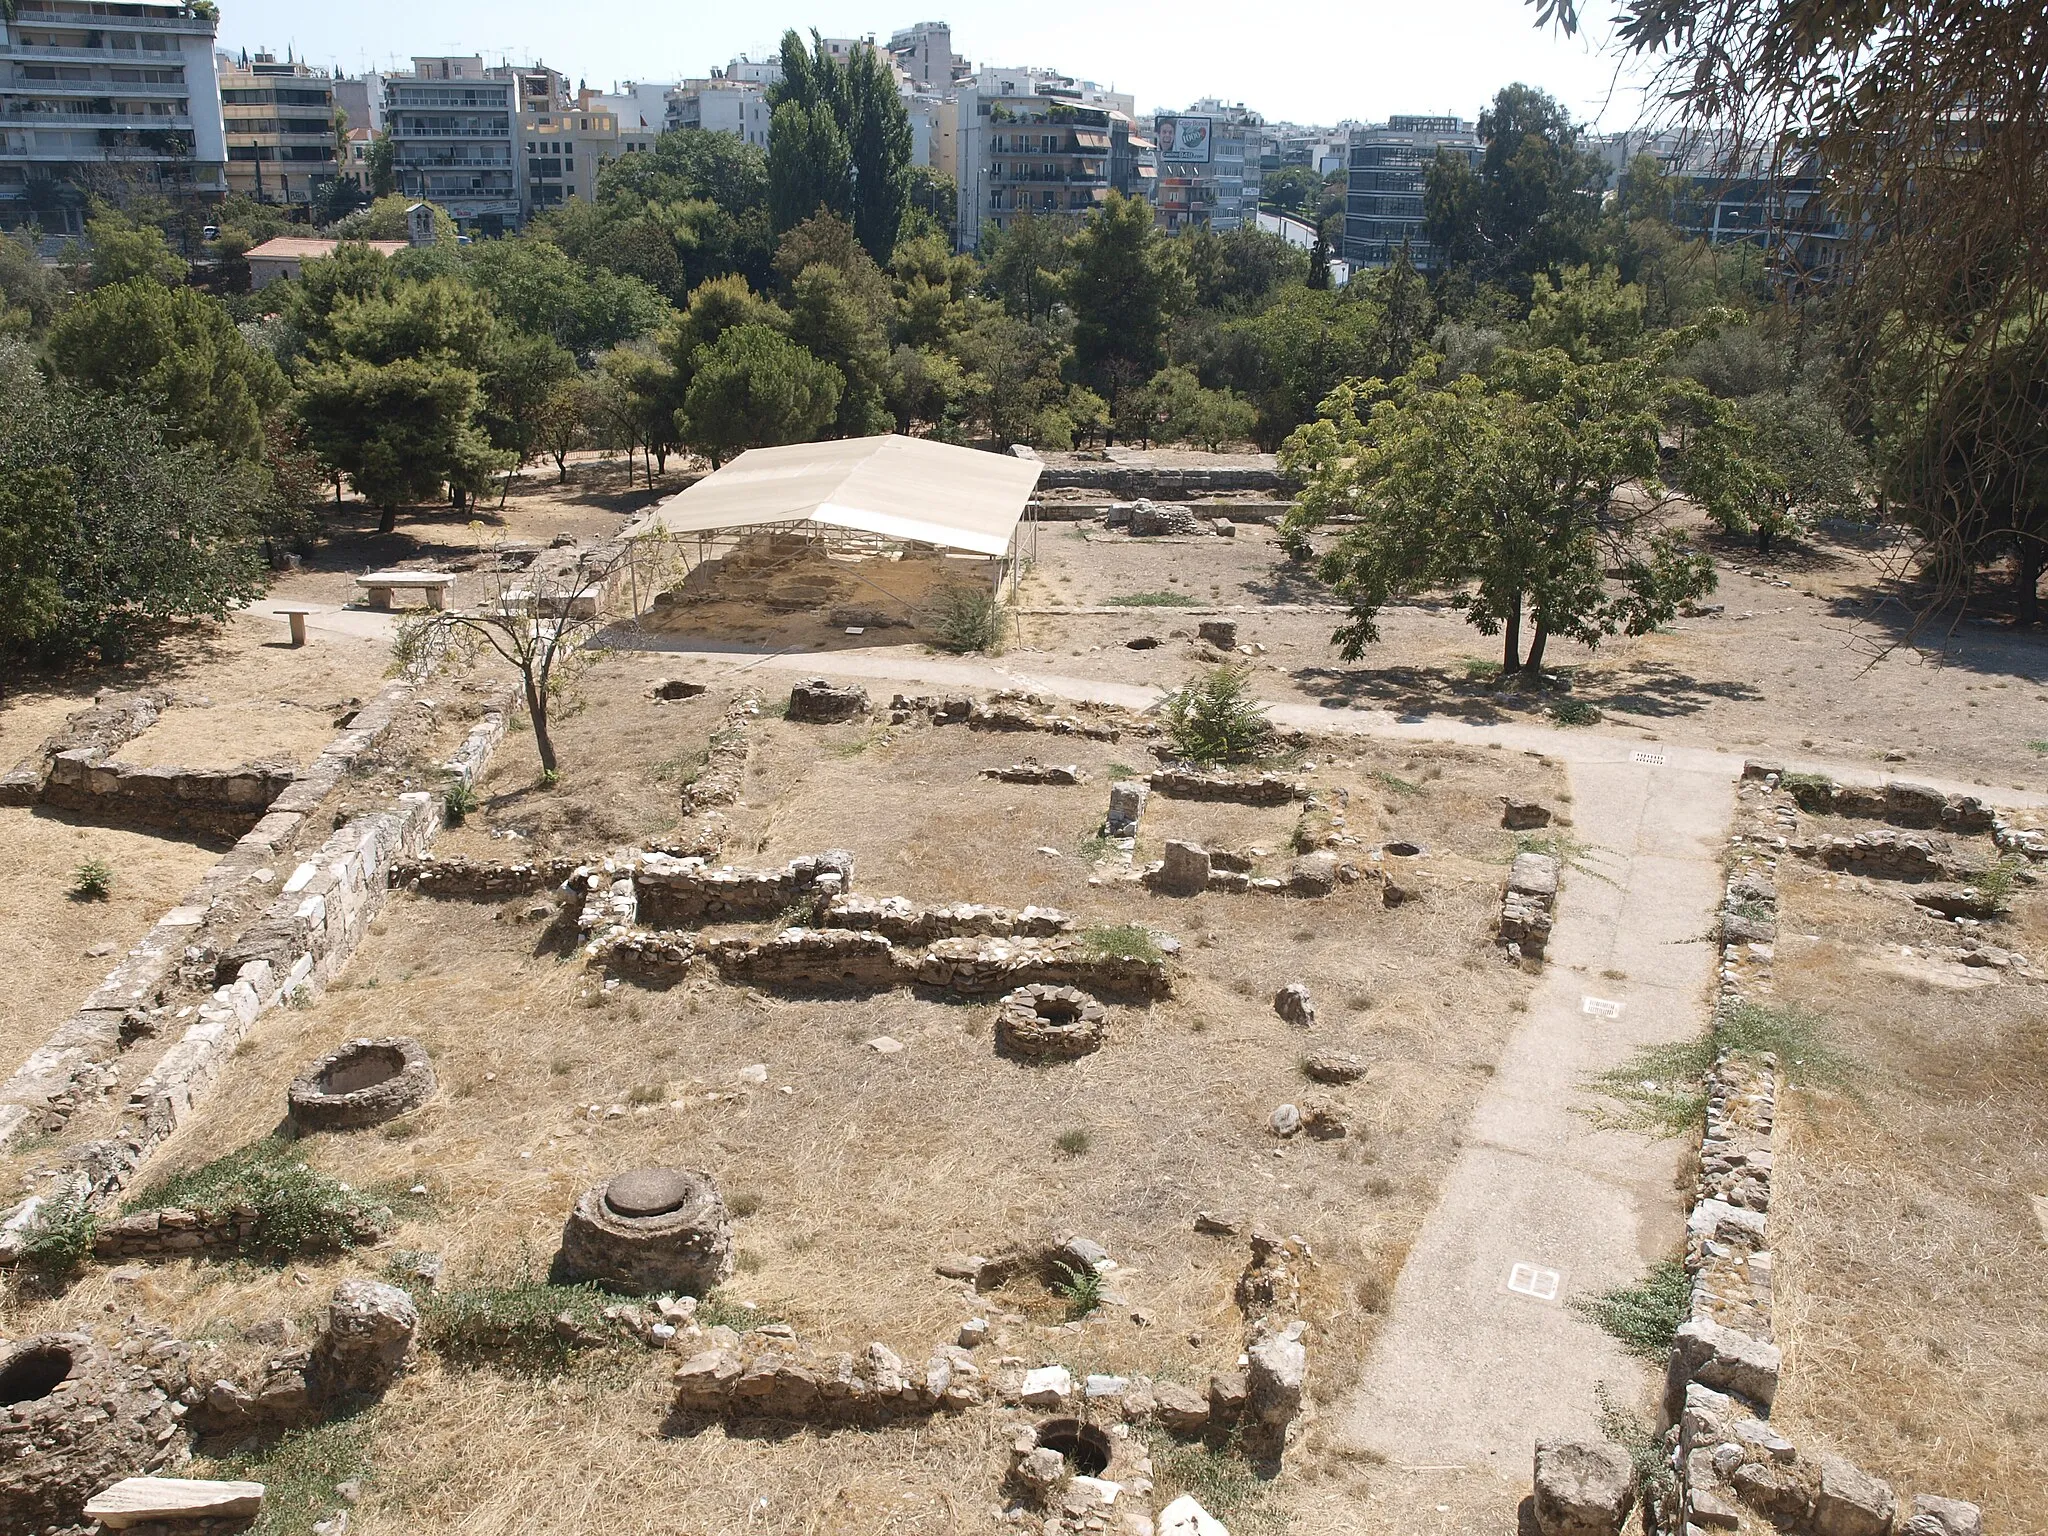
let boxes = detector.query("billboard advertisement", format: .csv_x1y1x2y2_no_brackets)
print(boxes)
1155,114,1214,165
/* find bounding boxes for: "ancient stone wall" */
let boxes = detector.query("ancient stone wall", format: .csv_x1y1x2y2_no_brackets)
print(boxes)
1148,768,1306,805
39,753,296,837
633,851,852,928
92,1206,254,1261
1034,464,1281,498
0,688,167,806
391,854,586,898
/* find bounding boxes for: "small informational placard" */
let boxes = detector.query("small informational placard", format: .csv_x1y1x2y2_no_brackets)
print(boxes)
1582,996,1623,1019
1506,1262,1562,1301
1630,749,1667,765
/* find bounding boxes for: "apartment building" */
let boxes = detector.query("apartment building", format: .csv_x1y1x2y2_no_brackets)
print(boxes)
381,55,518,234
1153,99,1263,233
331,72,383,137
1342,115,1481,271
952,67,1134,251
522,86,655,216
0,0,226,235
605,79,672,136
216,51,336,205
886,22,966,90
666,72,771,148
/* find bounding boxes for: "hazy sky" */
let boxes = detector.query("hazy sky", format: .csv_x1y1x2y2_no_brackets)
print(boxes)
218,0,1653,130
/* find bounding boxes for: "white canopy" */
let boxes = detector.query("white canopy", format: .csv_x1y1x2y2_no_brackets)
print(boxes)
625,435,1044,558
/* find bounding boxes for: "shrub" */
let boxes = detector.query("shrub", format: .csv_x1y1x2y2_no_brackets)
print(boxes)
19,1187,99,1279
931,583,1005,653
442,780,479,824
127,1137,387,1261
1077,923,1161,961
1588,999,1853,1135
1051,1259,1105,1317
1549,698,1601,726
1054,1127,1093,1156
1161,664,1271,764
1571,1260,1690,1360
421,1256,613,1374
70,857,114,900
1970,853,2028,912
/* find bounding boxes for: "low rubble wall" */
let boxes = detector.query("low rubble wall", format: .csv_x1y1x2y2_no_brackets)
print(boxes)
0,688,167,805
1148,768,1306,805
1034,463,1281,498
634,851,852,928
40,753,295,837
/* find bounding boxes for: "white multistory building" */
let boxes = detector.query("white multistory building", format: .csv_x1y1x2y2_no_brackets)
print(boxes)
0,0,226,237
381,55,519,234
951,66,1135,252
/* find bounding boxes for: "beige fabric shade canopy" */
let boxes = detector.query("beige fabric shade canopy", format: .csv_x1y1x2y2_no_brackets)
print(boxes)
625,435,1044,557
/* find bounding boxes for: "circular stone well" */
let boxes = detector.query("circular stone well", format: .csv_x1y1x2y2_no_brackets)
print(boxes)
557,1167,734,1296
1034,1417,1113,1476
0,1334,179,1532
995,985,1107,1062
288,1037,436,1132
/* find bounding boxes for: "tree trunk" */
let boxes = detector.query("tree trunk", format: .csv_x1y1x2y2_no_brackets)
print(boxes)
1755,522,1775,554
554,450,567,481
1501,598,1523,675
378,504,396,535
525,671,557,775
2019,542,2045,628
1522,620,1551,677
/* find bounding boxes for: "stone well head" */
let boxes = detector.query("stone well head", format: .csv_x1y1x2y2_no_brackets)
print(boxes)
0,1334,178,1531
288,1037,436,1132
557,1167,734,1297
995,984,1108,1063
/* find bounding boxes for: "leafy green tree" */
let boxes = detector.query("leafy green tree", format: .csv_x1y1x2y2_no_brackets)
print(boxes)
1425,84,1606,290
467,236,666,354
884,343,968,434
1261,165,1326,216
1143,366,1258,451
788,263,893,437
1732,384,1867,553
680,323,843,466
1067,191,1185,422
47,280,287,461
295,357,504,531
366,132,397,197
1524,266,1648,362
984,209,1071,323
1174,225,1308,314
1282,336,1751,676
766,31,912,262
1223,282,1395,446
950,309,1066,448
0,345,263,663
480,331,579,498
0,228,64,336
78,210,185,289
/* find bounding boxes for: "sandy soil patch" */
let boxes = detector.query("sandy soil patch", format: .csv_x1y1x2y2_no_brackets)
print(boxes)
1765,851,2048,1530
0,808,225,1070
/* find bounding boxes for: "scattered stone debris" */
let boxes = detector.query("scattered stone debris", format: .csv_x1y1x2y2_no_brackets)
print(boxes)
1499,852,1560,961
1501,797,1553,830
1302,1050,1366,1084
982,762,1087,786
1272,981,1315,1028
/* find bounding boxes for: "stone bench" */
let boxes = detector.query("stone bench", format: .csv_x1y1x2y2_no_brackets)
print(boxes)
276,607,312,646
355,571,455,611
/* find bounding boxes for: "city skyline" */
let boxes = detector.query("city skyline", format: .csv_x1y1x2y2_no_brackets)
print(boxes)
215,0,1652,130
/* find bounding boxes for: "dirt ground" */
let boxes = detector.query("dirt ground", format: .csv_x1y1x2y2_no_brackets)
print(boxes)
0,808,226,1070
1760,815,2047,1530
7,706,1567,1536
999,519,2048,794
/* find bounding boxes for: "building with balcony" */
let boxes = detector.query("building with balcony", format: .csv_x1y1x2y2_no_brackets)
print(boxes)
522,85,654,217
382,55,518,235
665,70,771,148
1342,115,1481,272
886,22,966,91
0,0,226,235
1152,99,1263,233
953,67,1133,252
216,50,336,205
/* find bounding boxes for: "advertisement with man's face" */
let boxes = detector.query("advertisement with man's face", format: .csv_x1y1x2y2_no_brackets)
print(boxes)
1156,115,1214,164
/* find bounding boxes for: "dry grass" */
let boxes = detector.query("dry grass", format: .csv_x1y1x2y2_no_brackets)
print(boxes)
0,806,224,1068
1765,859,2048,1530
2,719,1562,1535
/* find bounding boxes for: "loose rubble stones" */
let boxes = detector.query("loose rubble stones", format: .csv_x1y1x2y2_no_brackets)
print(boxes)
1501,797,1553,830
786,678,870,723
0,1334,180,1534
1272,982,1315,1027
558,1168,735,1296
996,985,1109,1061
1302,1050,1367,1084
307,1279,418,1403
287,1037,435,1132
1532,1439,1635,1536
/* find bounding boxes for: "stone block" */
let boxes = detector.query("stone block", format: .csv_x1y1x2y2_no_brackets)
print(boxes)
1902,1494,1983,1536
1672,1316,1781,1409
1531,1439,1634,1536
1153,840,1211,896
1811,1454,1896,1536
